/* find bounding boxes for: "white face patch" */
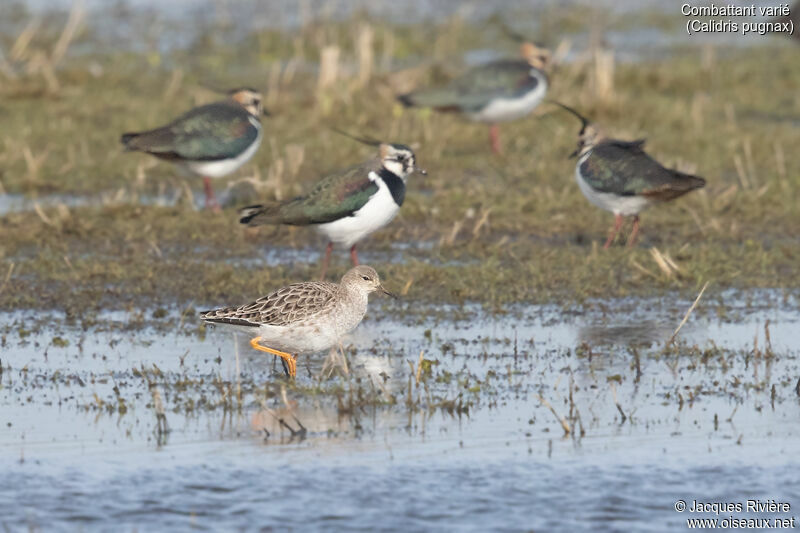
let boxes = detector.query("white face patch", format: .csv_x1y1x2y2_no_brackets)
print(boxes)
382,159,403,177
381,149,415,180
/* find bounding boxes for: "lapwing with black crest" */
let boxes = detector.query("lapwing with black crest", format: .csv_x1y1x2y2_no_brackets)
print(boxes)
397,25,551,155
239,131,426,278
121,88,266,211
555,102,706,249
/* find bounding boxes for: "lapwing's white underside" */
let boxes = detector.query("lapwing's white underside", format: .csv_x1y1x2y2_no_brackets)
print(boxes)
575,153,651,216
467,70,548,123
182,117,262,178
316,170,401,249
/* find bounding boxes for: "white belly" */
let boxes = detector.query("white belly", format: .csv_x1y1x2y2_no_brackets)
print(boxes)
255,297,368,354
257,322,342,354
316,173,400,249
182,124,262,179
575,164,650,216
468,73,547,123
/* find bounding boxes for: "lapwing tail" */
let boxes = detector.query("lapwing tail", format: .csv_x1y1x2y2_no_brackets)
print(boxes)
673,172,706,192
238,204,280,226
120,132,140,150
396,93,415,108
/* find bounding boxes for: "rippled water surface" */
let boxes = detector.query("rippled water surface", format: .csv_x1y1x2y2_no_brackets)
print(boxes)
2,0,799,530
2,292,799,531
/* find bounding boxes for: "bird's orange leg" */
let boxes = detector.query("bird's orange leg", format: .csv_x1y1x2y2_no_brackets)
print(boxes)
627,215,641,248
203,177,221,213
350,245,359,266
318,242,333,280
488,124,502,155
250,336,297,378
603,214,625,249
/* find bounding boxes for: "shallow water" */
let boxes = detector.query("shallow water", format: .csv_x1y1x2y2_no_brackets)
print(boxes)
2,292,799,531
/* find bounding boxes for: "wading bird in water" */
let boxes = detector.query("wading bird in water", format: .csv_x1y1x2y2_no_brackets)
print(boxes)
200,266,394,378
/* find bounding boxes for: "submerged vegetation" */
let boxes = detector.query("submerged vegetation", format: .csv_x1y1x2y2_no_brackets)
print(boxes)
1,4,799,529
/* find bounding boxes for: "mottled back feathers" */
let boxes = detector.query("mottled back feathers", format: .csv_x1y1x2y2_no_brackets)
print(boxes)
200,281,338,328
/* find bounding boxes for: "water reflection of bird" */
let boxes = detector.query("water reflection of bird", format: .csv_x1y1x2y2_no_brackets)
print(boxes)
555,103,706,249
121,88,266,211
200,266,394,378
577,321,671,347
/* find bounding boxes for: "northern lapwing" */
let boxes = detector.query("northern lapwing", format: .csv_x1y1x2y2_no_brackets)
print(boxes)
239,133,426,279
397,41,551,155
555,102,706,249
201,266,394,378
121,88,265,211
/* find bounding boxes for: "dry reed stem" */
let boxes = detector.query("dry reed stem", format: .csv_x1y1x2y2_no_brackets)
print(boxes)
415,350,424,385
401,277,414,296
667,281,709,346
51,0,85,66
356,24,374,87
538,394,571,435
774,141,786,183
629,258,659,280
733,154,750,189
471,208,491,239
0,263,15,297
592,47,615,103
317,45,340,92
650,247,681,278
10,18,40,61
164,69,184,100
442,220,463,246
32,203,56,227
610,382,627,423
232,333,242,407
266,61,282,108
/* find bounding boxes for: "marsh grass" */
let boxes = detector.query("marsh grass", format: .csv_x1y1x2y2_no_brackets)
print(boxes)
0,6,798,316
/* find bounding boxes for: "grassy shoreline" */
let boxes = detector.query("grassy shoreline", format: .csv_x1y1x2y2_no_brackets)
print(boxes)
1,13,798,317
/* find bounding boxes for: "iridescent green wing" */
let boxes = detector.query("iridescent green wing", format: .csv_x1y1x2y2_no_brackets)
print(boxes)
580,140,669,195
405,60,540,112
275,160,380,225
124,101,259,161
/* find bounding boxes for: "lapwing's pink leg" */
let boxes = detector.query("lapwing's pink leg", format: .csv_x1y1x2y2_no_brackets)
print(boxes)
489,124,502,155
627,215,641,248
350,245,359,266
203,177,221,213
603,213,625,250
318,242,333,280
